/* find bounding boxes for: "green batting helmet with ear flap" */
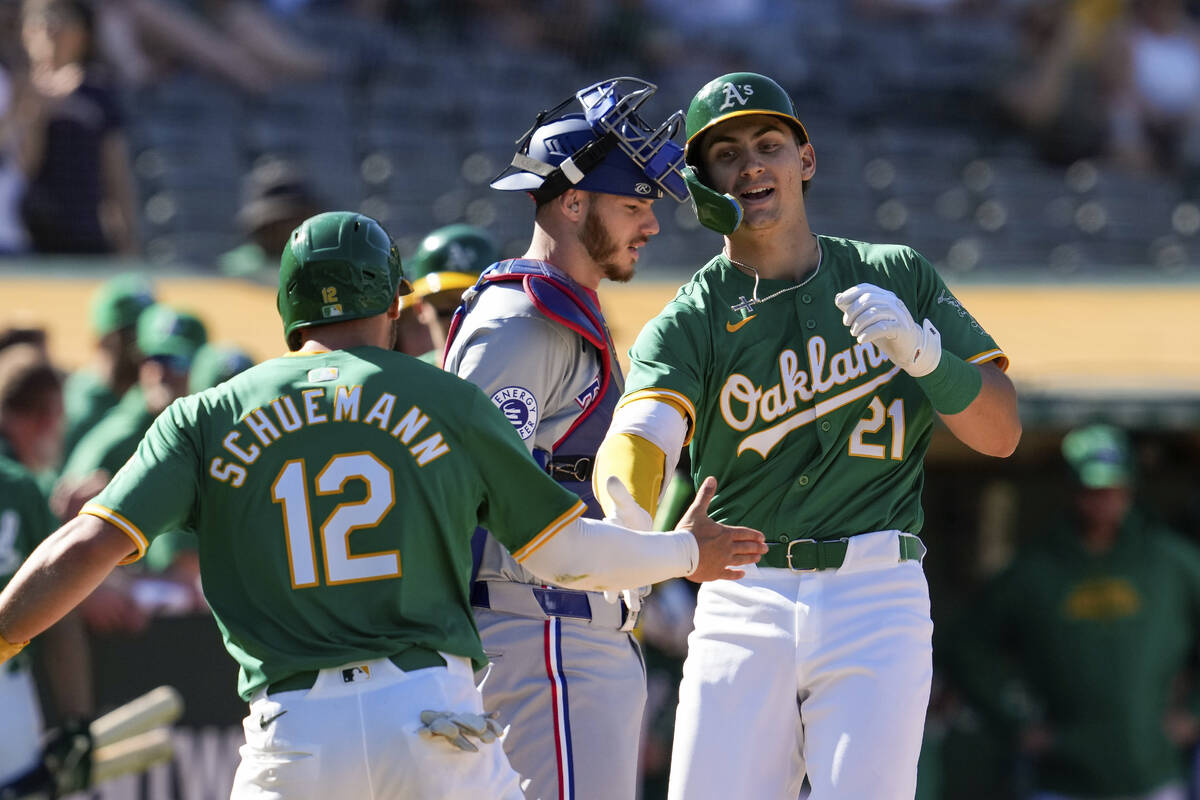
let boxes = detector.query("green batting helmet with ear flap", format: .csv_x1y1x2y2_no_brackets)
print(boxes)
277,211,412,348
682,72,810,235
400,224,498,310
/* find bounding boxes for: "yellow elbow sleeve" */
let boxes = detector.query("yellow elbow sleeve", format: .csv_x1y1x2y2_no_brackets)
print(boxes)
0,630,28,666
593,432,666,519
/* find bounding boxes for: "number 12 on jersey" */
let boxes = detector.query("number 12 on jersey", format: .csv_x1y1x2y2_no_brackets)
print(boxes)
272,452,401,588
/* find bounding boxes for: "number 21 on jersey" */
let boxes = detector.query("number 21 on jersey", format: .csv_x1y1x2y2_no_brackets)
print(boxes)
849,396,905,460
272,451,400,588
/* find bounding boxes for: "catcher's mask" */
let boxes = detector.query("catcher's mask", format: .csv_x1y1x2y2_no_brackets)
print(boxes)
491,77,687,205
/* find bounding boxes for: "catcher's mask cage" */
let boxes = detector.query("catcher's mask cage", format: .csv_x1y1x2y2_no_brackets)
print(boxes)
492,77,688,204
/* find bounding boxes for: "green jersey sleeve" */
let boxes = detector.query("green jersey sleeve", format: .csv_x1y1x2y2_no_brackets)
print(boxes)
901,249,1006,368
80,397,201,563
466,390,585,560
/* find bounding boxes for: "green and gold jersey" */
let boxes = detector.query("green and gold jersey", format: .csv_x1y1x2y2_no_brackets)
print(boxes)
623,236,1005,550
0,446,54,672
82,347,585,699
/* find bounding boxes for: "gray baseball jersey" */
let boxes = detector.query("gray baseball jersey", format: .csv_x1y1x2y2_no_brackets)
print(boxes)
445,270,647,800
444,281,602,585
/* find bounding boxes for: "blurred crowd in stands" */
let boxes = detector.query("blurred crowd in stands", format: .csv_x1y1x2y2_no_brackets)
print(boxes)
0,0,1197,271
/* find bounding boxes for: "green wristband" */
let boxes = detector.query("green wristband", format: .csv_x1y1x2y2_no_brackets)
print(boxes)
914,351,982,415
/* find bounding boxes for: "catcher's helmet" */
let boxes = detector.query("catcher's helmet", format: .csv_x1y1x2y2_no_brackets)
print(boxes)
492,77,687,204
277,211,411,348
401,224,498,310
681,73,809,235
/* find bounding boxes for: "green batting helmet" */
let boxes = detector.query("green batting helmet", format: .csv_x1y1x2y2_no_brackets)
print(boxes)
90,273,155,337
684,72,808,165
401,224,497,310
277,211,411,347
136,305,208,367
682,73,810,235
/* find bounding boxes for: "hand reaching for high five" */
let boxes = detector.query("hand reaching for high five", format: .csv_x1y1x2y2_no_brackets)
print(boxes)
675,477,766,582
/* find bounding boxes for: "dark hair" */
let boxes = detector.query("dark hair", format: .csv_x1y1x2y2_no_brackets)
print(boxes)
0,326,48,354
0,344,62,422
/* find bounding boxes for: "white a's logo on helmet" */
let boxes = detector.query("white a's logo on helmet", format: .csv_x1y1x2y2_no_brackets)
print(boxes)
719,83,755,111
446,242,476,271
635,182,652,195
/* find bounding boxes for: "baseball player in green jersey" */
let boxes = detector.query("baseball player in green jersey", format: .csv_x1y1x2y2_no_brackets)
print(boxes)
592,72,1022,799
395,224,498,365
0,211,765,799
0,438,58,785
0,345,92,788
61,273,156,462
944,425,1200,800
61,304,208,482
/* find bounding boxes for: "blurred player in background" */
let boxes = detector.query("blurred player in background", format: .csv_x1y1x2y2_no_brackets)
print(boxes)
395,223,497,364
187,342,255,395
444,77,689,800
58,304,207,633
61,273,155,462
943,424,1200,800
0,210,763,799
61,303,207,483
0,344,92,787
219,157,320,280
593,71,1021,799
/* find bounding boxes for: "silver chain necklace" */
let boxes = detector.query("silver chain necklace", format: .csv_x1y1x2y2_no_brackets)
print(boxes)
724,239,822,313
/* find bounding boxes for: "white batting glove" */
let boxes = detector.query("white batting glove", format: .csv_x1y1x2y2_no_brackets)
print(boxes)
834,283,941,377
418,710,505,752
603,475,653,530
602,476,652,611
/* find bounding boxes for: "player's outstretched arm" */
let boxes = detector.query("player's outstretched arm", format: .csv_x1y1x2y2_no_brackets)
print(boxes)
0,516,135,663
520,476,766,591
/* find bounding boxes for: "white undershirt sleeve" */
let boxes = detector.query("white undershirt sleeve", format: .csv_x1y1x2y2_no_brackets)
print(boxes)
519,516,699,591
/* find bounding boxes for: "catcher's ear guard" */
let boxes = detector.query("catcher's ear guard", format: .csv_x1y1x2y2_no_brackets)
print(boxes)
684,166,743,235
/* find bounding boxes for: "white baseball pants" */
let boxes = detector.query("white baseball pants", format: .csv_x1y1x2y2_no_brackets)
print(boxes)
668,530,934,800
231,653,524,800
475,610,647,800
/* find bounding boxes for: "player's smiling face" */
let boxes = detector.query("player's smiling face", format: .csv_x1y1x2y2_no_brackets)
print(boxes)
580,193,660,283
701,115,814,232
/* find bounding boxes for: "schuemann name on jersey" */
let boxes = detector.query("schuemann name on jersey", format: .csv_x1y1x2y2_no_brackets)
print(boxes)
208,385,452,488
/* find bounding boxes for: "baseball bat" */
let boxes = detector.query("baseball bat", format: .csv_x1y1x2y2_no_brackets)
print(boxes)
90,686,183,749
91,728,174,785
